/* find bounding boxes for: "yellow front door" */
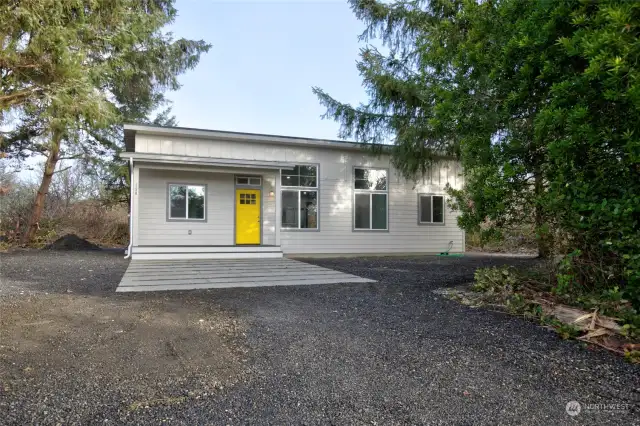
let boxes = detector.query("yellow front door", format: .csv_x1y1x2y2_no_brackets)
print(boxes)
235,189,261,245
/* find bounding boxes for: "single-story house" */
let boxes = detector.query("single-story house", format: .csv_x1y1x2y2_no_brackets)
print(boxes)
120,124,465,260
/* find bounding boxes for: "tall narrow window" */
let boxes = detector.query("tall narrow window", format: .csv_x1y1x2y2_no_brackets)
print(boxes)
419,194,445,224
281,165,318,229
354,168,388,230
168,184,206,220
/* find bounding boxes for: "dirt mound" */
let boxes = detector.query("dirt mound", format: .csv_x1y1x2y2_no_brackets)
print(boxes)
44,234,101,251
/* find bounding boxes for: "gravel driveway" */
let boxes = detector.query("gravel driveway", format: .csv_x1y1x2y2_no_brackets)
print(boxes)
0,250,638,425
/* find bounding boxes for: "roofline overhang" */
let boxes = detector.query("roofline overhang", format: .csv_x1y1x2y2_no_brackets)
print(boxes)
123,123,374,152
119,152,295,170
122,123,458,161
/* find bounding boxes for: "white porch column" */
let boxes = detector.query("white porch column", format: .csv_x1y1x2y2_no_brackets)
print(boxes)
132,164,140,247
275,169,281,246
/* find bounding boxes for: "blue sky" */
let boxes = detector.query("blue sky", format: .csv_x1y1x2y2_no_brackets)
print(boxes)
165,0,369,140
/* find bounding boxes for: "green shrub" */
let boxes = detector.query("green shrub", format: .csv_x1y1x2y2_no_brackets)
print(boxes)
472,266,520,294
472,266,535,314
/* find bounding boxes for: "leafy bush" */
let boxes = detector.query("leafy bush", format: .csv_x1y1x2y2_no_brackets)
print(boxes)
472,266,536,314
465,225,538,254
1,167,128,247
473,266,520,294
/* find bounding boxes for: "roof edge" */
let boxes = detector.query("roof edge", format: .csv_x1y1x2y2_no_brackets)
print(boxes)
123,123,369,151
122,123,457,161
119,152,296,169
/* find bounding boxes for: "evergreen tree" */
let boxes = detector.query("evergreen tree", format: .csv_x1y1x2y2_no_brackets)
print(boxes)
0,0,210,244
314,0,640,306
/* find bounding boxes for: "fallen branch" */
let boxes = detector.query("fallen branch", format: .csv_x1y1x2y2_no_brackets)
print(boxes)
535,300,621,332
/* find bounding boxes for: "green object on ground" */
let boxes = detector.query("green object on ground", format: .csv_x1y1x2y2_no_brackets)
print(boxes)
437,241,463,256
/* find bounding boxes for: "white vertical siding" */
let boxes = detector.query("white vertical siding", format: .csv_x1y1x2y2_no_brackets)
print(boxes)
134,134,465,254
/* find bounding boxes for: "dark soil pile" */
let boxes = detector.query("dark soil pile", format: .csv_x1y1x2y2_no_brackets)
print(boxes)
44,234,101,251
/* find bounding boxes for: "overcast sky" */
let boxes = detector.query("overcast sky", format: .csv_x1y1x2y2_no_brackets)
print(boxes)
165,0,369,139
10,0,370,180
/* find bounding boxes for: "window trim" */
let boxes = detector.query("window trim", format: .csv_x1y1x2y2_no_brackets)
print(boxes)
281,163,320,231
417,193,446,226
166,182,207,222
281,188,319,230
236,176,262,186
281,164,318,189
353,166,389,232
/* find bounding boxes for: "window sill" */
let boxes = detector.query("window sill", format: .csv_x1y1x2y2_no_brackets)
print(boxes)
281,228,320,232
167,218,207,223
418,222,446,226
352,228,389,233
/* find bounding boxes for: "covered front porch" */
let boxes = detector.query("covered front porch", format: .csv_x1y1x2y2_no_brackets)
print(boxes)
121,152,292,260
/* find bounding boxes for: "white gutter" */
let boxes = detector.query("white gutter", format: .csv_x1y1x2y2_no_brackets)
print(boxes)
124,157,133,259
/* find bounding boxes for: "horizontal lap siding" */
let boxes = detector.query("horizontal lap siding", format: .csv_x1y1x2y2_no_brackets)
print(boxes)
138,169,234,246
280,177,463,255
135,134,465,254
262,173,276,245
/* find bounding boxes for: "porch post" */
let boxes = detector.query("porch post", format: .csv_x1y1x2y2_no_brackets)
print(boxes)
132,164,140,247
275,169,281,246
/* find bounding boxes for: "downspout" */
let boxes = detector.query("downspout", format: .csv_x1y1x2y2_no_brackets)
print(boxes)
124,157,134,259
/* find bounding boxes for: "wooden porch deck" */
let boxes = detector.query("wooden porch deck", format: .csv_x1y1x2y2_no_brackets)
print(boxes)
116,258,376,292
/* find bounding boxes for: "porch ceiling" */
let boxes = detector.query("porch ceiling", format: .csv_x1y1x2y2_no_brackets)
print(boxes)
116,258,376,292
119,152,295,170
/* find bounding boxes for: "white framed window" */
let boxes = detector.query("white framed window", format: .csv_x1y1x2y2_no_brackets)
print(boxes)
236,176,261,186
281,165,318,230
168,184,206,221
282,165,317,188
354,168,388,230
282,190,318,229
418,194,445,224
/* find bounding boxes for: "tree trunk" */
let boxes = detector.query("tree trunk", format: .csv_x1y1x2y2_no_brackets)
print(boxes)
20,131,62,245
534,171,552,258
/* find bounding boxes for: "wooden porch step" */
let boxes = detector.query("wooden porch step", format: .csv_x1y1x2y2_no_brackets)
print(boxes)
131,245,282,253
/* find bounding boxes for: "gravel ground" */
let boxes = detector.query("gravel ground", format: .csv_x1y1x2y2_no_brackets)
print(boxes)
0,250,638,425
